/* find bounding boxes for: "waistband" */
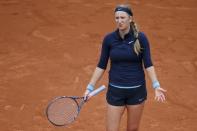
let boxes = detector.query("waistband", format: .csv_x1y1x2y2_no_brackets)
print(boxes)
109,83,142,89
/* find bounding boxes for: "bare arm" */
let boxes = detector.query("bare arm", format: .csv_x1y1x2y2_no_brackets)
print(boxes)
89,67,105,86
84,67,105,99
145,66,158,83
146,66,167,102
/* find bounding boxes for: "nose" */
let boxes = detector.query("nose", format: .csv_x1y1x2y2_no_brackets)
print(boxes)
116,18,122,24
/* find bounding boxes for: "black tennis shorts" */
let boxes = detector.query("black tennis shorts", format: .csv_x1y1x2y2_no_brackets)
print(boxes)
106,84,147,106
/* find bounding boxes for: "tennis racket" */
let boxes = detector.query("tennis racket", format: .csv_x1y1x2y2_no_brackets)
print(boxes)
46,85,106,126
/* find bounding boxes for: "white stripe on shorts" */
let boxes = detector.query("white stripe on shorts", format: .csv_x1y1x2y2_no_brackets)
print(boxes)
109,83,141,89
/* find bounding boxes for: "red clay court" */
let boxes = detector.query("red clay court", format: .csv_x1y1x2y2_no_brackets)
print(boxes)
0,0,197,131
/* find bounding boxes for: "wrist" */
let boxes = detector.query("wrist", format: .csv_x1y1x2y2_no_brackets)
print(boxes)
152,80,160,89
86,84,94,92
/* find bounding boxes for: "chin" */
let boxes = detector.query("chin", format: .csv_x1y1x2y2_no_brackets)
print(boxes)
118,27,127,31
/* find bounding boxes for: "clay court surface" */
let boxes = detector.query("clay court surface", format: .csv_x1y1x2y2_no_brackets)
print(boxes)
0,0,197,130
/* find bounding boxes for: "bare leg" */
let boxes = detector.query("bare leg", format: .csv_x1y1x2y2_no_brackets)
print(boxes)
126,102,145,131
106,104,125,131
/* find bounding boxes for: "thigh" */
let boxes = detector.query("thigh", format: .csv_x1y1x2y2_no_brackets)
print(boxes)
126,102,145,130
106,104,125,131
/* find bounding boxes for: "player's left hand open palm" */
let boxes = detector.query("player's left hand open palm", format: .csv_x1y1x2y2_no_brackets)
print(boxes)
155,87,167,102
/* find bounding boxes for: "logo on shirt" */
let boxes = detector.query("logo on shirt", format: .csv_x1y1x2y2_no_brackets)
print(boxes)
128,40,134,45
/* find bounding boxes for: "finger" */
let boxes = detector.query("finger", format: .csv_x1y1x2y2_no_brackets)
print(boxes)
158,96,163,102
84,92,90,101
154,96,157,100
160,96,164,102
155,94,160,101
84,90,90,96
159,88,167,92
159,94,166,102
155,96,160,102
161,94,166,101
83,94,87,100
155,94,163,102
87,94,92,100
84,92,89,96
84,95,88,101
154,95,158,101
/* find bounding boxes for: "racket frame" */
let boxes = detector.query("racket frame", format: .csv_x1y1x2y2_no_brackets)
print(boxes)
46,85,106,126
46,96,85,126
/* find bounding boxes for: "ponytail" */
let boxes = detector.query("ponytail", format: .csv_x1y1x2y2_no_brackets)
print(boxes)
131,21,142,55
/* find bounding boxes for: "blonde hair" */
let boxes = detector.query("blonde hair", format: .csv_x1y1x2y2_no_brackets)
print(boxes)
116,4,142,55
131,21,142,55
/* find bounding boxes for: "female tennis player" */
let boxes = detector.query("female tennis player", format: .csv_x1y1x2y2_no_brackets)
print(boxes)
84,4,166,131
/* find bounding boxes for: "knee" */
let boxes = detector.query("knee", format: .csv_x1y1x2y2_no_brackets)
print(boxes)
127,126,139,131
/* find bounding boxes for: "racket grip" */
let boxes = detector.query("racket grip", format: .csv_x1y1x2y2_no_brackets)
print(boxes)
88,85,106,97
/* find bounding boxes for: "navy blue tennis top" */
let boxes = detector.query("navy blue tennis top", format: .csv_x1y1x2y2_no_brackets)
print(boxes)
97,29,153,87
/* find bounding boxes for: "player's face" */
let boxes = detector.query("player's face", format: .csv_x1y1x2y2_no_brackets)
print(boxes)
115,11,132,31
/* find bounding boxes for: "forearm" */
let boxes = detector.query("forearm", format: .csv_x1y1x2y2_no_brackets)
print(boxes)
145,66,166,102
145,66,158,83
89,67,105,86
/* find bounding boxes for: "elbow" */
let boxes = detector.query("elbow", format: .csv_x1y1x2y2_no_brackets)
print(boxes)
144,63,153,69
97,63,107,70
96,66,106,71
145,65,154,70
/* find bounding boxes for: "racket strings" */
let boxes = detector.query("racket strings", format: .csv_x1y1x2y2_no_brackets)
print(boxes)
47,97,80,125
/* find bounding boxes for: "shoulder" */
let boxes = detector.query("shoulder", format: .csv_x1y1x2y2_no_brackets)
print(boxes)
102,31,117,44
138,31,150,47
138,32,148,40
103,31,116,40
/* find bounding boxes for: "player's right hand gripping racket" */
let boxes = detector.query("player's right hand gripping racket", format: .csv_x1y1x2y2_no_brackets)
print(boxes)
46,85,106,126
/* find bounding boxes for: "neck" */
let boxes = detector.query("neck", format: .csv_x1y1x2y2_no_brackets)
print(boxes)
119,26,130,39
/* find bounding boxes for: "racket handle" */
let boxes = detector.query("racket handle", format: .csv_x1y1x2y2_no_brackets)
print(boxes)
88,85,106,97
